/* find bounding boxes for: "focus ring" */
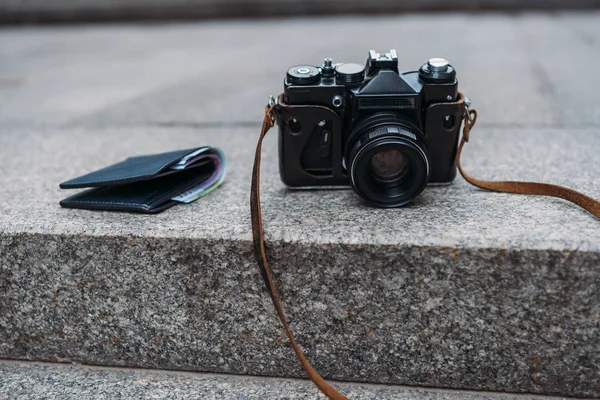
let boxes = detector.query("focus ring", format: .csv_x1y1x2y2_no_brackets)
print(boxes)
345,115,431,207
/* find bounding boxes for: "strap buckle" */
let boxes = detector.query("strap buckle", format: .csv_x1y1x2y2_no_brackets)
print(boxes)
265,95,280,124
462,96,477,143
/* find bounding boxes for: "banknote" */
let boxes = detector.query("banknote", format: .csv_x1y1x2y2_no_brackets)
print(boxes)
170,147,226,203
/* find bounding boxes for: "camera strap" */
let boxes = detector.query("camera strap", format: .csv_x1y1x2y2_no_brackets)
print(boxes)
250,93,600,400
250,101,349,400
455,102,600,216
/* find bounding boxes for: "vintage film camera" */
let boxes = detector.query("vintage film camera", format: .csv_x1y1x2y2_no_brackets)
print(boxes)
278,50,465,207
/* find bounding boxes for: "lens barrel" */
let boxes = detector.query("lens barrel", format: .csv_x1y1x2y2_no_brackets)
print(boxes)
345,113,430,207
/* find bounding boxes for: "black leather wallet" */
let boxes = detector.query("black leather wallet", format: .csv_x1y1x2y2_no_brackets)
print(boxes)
59,147,224,213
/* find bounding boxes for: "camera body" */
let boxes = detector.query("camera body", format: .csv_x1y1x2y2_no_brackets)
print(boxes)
278,50,465,207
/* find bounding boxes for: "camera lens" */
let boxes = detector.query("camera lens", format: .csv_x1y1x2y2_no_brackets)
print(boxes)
369,150,409,185
346,113,430,207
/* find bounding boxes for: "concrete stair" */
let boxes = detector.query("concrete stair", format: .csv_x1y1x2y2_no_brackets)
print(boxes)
0,360,587,400
1,13,599,399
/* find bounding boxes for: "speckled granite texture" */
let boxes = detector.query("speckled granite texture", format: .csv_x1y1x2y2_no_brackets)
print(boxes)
0,361,577,400
2,231,599,398
1,13,600,400
1,128,599,396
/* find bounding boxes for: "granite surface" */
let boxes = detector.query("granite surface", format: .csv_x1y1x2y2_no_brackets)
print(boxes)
1,232,599,397
1,128,599,397
0,126,599,249
1,13,600,399
0,361,578,400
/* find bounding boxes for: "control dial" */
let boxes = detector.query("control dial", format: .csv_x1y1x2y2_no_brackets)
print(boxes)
287,65,321,85
419,57,456,83
335,63,365,85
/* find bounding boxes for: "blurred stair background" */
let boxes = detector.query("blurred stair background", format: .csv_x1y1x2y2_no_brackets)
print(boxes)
2,0,600,23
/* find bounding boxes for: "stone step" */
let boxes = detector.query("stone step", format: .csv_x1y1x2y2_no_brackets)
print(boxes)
1,13,599,399
0,360,585,400
1,124,598,398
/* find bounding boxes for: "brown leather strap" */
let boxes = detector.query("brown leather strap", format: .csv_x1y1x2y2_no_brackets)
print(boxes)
250,95,600,400
456,94,600,218
250,103,349,400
